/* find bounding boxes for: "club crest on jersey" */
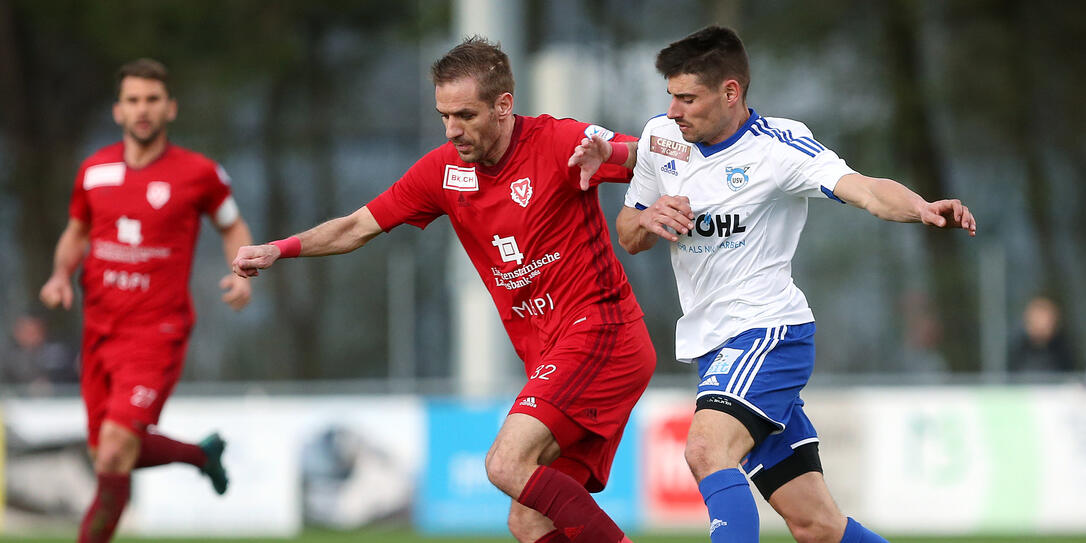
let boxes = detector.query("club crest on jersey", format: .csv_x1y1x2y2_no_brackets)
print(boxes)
443,165,479,192
584,124,615,141
510,177,533,207
725,166,750,192
146,181,170,209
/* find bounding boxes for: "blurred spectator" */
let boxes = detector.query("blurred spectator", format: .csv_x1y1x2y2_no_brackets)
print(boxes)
2,313,77,393
1008,295,1076,373
900,290,949,380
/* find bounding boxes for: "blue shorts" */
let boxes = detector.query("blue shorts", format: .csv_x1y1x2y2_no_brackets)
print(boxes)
694,323,819,478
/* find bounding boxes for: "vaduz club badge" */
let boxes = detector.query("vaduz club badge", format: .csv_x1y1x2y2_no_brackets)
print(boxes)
147,181,170,209
725,166,749,192
510,177,533,207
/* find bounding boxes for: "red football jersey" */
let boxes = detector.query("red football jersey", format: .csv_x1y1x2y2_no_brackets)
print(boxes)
368,115,644,362
69,142,234,334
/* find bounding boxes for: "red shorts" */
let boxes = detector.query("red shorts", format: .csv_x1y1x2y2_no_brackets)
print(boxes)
508,317,656,492
80,326,188,447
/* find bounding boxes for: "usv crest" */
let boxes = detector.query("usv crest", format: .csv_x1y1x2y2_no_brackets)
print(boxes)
510,177,533,208
147,181,170,209
725,167,749,192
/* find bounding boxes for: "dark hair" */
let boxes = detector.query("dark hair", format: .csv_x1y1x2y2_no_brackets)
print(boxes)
656,26,750,97
116,58,170,97
430,36,514,103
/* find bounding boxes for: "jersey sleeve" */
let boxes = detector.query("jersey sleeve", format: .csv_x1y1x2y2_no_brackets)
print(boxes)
624,123,661,209
199,162,238,228
69,162,91,223
552,118,636,189
773,122,856,202
367,149,447,231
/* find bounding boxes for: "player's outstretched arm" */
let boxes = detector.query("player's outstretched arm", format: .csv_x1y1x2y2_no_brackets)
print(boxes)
568,135,637,191
40,218,90,310
217,217,254,311
833,173,977,236
616,195,695,254
232,206,383,278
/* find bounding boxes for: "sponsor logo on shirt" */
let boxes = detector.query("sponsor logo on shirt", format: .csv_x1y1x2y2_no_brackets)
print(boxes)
147,181,170,209
491,234,524,265
116,216,143,246
689,213,747,238
512,293,555,318
491,252,561,290
510,177,533,207
442,165,479,191
518,397,537,408
661,159,679,176
725,166,749,191
584,124,615,141
650,136,691,161
699,375,720,387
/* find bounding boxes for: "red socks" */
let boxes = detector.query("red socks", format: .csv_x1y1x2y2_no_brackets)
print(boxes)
135,433,207,469
78,473,130,543
518,466,625,543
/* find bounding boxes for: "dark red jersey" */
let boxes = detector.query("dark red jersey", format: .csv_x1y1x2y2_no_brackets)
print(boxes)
368,115,643,362
69,142,235,334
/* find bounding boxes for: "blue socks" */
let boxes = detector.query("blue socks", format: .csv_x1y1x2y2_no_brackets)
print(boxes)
699,468,759,542
841,517,889,543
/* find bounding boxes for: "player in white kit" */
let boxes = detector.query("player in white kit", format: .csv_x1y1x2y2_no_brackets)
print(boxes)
615,26,976,543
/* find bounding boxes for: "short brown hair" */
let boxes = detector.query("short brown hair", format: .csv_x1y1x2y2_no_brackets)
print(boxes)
656,26,750,97
430,36,514,103
116,58,170,97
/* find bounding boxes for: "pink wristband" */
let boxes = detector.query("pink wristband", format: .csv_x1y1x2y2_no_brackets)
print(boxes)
605,141,629,165
271,236,301,259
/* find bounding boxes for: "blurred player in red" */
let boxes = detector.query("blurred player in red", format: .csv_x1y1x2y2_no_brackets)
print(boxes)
233,37,654,543
39,58,253,543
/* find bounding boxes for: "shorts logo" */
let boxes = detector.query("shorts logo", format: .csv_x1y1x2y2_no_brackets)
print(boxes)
491,234,524,265
116,216,143,246
510,177,533,207
650,136,691,161
443,165,479,191
130,385,158,408
584,124,615,141
725,166,750,192
518,397,537,408
699,375,720,387
705,348,742,375
579,408,598,421
147,181,170,209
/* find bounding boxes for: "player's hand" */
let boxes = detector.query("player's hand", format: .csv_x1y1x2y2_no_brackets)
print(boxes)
232,244,280,278
567,134,612,191
220,273,252,311
39,274,74,310
640,195,695,242
921,199,977,237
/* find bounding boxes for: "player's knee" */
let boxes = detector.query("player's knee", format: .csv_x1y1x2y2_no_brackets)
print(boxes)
484,449,519,495
93,445,131,474
684,433,725,480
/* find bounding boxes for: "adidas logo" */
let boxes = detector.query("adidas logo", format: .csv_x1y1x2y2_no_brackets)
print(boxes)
709,519,727,535
661,159,678,176
518,397,537,408
700,375,720,387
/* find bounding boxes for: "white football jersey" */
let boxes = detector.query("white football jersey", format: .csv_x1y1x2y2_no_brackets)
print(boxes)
625,109,856,362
